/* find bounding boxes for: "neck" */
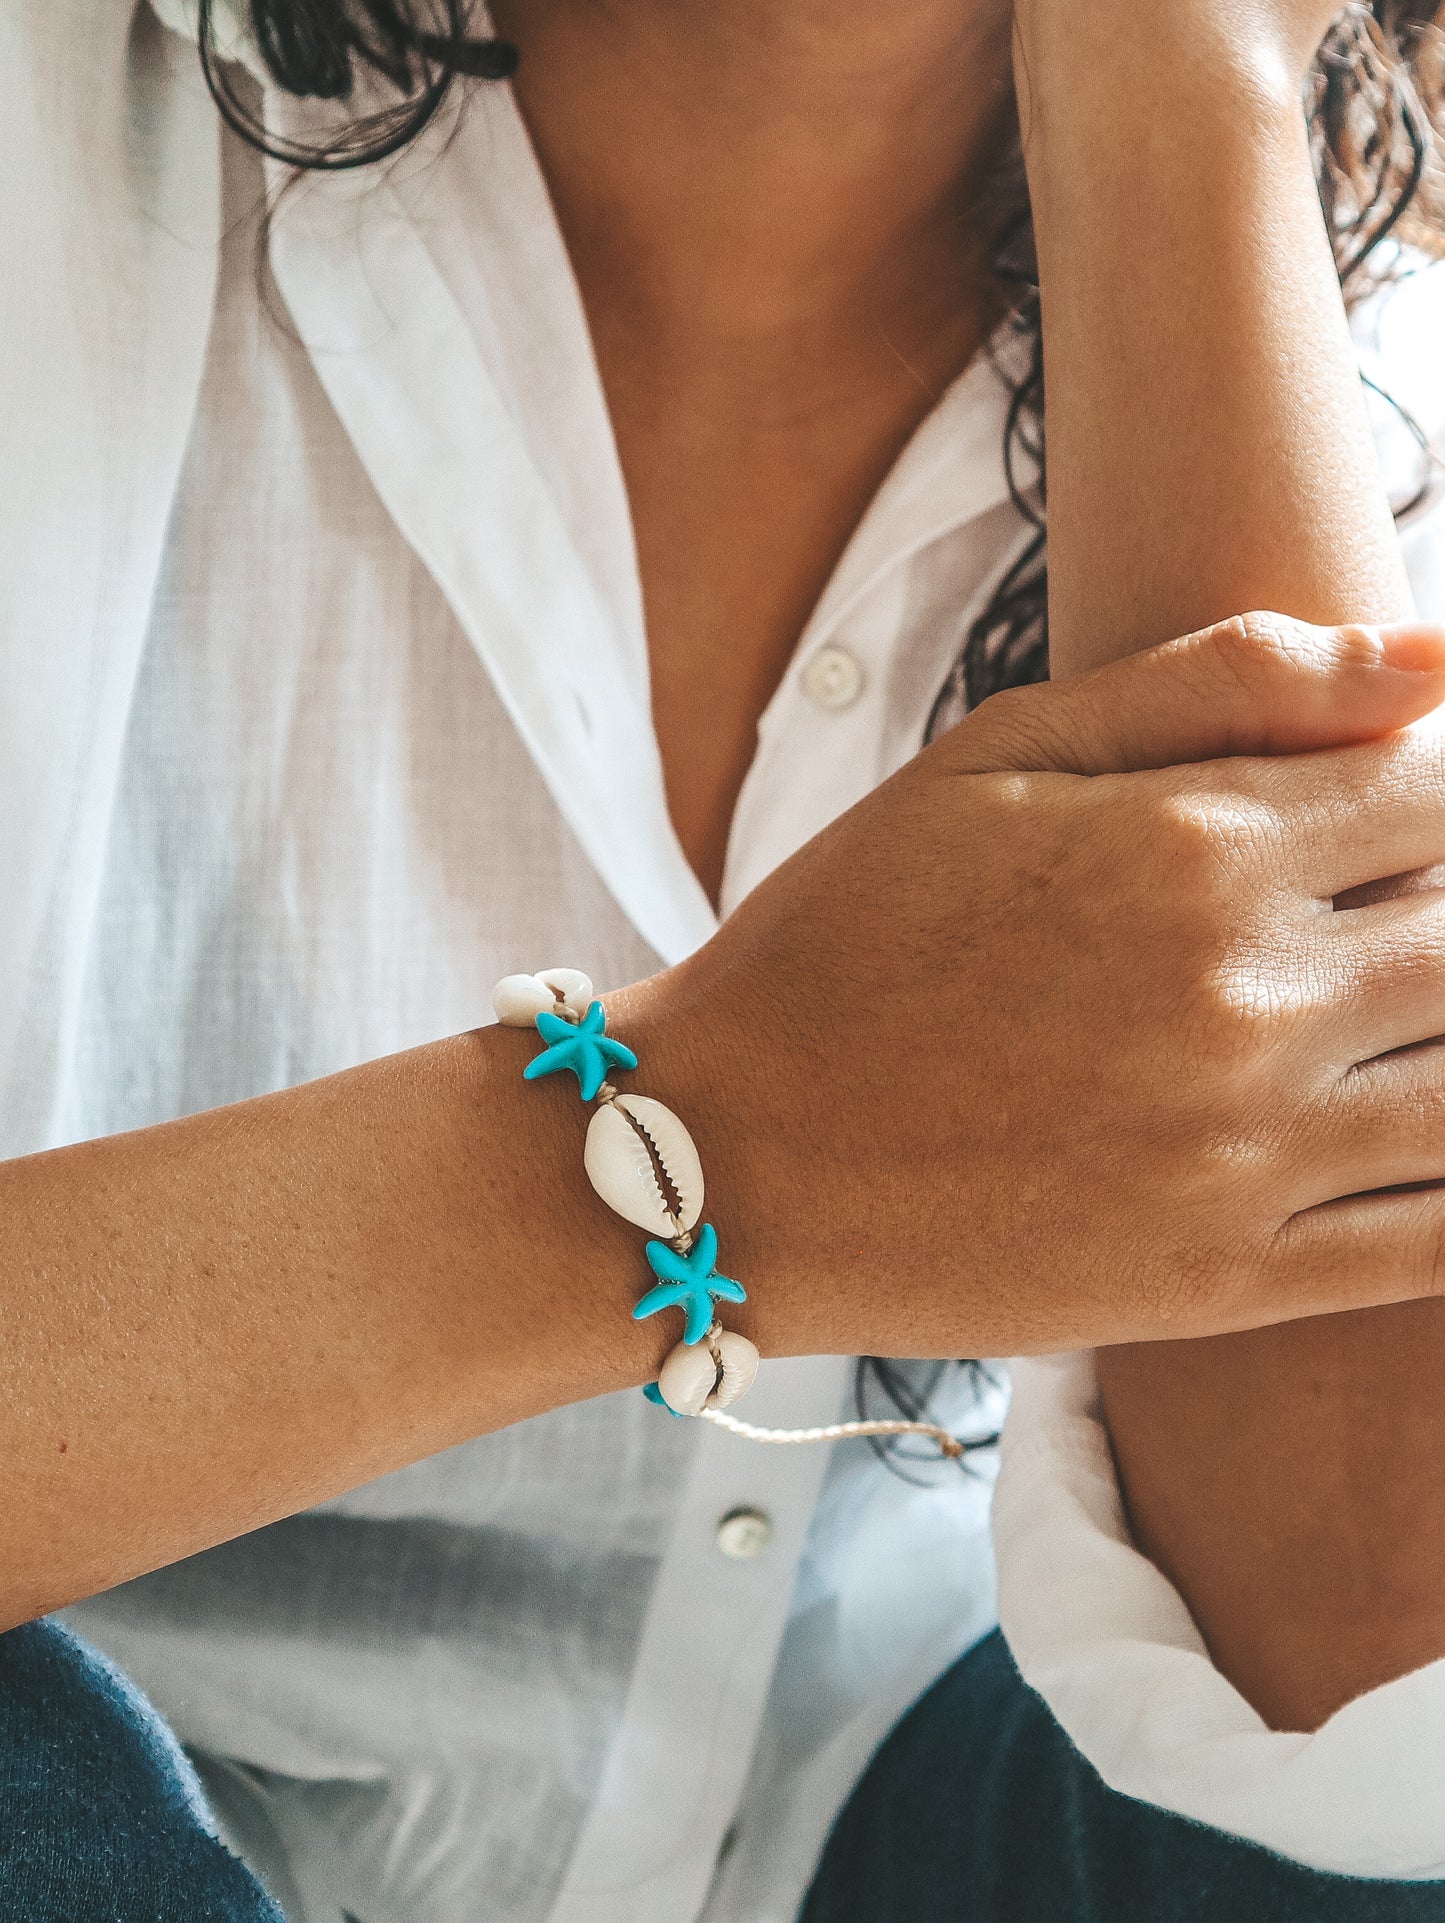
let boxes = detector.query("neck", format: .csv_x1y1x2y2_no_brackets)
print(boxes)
485,0,1019,904
489,0,1016,374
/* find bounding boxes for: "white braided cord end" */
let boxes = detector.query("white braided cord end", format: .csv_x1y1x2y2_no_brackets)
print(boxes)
696,1408,965,1460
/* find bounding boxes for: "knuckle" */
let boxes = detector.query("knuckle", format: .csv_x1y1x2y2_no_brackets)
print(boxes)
970,682,1038,744
1148,782,1279,887
950,683,1028,761
964,682,1076,772
1209,613,1401,698
1327,620,1389,676
1134,788,1302,1062
1204,610,1298,695
1181,928,1298,1078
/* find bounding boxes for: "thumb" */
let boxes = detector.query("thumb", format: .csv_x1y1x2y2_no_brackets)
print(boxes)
949,613,1445,778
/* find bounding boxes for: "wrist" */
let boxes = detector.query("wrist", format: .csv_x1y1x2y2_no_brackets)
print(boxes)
448,1018,680,1406
1021,49,1318,279
1013,12,1309,166
490,966,972,1459
604,960,821,1365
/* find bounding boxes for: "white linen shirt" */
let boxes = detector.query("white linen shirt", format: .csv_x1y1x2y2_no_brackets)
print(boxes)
4,6,1445,1918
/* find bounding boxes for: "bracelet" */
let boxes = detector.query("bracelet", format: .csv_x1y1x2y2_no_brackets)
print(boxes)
493,967,760,1418
494,967,966,1458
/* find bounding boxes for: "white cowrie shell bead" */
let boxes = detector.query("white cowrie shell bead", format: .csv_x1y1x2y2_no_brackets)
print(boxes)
708,1332,760,1409
655,1332,760,1416
585,1102,675,1235
657,1340,721,1418
584,1096,704,1237
537,967,594,1017
492,974,555,1027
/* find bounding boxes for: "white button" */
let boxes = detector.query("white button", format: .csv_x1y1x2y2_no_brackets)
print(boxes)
801,645,865,712
715,1507,773,1560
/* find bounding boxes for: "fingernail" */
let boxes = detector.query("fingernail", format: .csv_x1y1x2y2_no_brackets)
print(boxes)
1377,623,1445,673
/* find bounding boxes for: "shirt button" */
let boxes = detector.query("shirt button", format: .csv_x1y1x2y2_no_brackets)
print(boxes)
715,1507,773,1560
801,645,865,712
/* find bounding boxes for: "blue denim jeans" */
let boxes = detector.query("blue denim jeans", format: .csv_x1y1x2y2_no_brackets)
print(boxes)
3,1617,1443,1922
0,1619,283,1921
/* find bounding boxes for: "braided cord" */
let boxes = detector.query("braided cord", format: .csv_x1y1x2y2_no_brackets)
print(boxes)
697,1408,965,1460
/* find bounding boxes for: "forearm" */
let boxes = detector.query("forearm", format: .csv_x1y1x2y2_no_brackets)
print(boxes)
1025,25,1412,649
1023,29,1438,1729
0,998,753,1630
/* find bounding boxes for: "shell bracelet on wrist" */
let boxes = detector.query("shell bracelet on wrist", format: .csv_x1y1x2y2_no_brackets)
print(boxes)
494,968,964,1459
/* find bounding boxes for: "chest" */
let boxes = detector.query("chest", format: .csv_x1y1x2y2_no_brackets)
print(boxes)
67,236,1013,1127
585,310,991,904
60,96,1025,1154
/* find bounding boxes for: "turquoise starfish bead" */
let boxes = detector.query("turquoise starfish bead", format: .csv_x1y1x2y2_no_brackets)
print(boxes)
523,1000,637,1102
632,1223,747,1346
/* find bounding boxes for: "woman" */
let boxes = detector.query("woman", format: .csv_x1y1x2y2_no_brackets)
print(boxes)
3,0,1445,1916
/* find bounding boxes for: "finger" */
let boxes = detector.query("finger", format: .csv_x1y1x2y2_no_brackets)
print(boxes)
1267,1183,1445,1321
1308,1037,1445,1203
1322,889,1445,1061
1266,726,1445,898
946,615,1445,780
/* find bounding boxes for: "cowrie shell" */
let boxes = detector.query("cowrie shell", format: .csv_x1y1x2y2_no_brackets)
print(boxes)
537,968,594,1017
709,1332,760,1409
656,1340,720,1417
492,974,557,1027
584,1096,704,1236
655,1332,760,1415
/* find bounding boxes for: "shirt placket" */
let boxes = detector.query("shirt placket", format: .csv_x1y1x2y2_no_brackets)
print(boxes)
722,567,915,917
548,1355,854,1922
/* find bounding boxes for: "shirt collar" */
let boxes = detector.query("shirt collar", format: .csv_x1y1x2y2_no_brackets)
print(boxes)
261,67,1022,965
799,346,1015,660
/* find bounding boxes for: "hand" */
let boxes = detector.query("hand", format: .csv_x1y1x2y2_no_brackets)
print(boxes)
622,615,1445,1361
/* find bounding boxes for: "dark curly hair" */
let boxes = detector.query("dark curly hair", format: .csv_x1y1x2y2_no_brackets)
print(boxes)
199,0,1445,1462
